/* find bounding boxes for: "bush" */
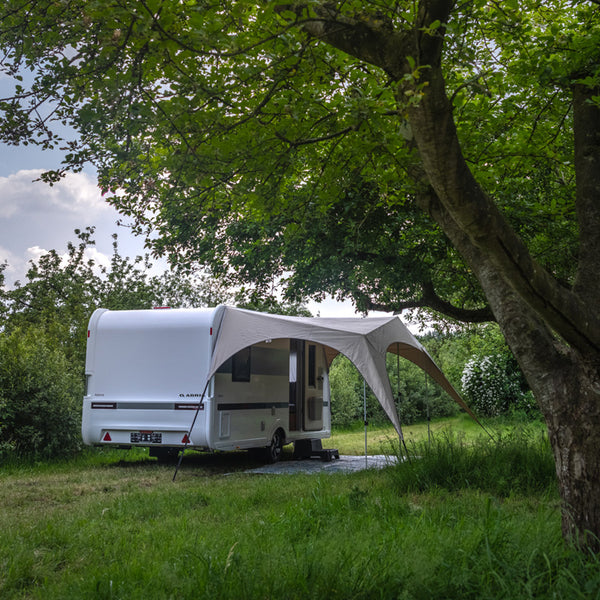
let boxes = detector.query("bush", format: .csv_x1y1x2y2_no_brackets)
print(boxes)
329,357,363,428
0,328,83,459
396,386,459,425
461,353,527,417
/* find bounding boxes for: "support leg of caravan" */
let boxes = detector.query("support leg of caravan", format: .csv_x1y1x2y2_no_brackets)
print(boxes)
293,439,340,462
150,447,181,463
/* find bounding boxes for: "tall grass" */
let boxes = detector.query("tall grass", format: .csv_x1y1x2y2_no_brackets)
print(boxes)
393,425,557,497
1,419,599,599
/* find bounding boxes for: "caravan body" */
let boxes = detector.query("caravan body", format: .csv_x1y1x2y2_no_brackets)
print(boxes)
82,307,331,460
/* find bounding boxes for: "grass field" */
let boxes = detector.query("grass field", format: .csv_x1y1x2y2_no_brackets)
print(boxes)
1,417,599,599
329,413,509,454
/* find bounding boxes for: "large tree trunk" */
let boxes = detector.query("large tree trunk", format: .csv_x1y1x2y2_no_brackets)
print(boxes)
492,292,600,549
542,352,600,549
480,259,600,549
424,188,600,549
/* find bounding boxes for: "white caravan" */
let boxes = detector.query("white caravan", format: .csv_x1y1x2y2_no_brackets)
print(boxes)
82,306,333,462
82,305,474,463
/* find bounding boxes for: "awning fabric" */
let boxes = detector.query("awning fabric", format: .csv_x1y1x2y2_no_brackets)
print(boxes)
208,306,473,437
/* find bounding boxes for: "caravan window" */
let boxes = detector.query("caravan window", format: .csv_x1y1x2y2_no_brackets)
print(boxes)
215,343,288,381
232,347,251,382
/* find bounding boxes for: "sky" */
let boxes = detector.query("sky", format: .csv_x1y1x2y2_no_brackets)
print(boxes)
0,157,148,288
0,74,365,318
0,155,364,317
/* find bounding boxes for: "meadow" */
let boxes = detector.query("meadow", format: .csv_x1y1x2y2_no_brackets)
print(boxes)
1,417,599,599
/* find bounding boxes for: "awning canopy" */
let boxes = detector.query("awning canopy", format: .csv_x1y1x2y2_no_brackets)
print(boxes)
208,306,474,436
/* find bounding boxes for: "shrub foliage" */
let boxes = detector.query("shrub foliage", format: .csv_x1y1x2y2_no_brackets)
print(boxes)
0,328,83,459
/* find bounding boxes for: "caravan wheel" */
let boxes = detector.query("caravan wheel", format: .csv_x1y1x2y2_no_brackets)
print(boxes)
265,429,284,464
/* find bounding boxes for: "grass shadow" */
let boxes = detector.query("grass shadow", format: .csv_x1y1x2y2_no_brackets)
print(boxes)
101,445,300,476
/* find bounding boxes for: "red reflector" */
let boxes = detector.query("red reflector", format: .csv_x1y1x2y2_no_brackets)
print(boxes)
210,327,213,335
103,432,112,442
87,330,90,338
153,306,171,309
182,434,190,444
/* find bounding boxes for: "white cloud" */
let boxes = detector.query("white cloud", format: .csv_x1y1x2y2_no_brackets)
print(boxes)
81,246,113,271
0,168,141,287
0,245,25,276
24,245,48,263
0,169,111,219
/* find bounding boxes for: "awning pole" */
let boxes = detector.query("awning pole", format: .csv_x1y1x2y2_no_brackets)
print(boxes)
172,378,210,482
396,343,411,463
363,377,368,469
396,345,403,460
426,372,431,448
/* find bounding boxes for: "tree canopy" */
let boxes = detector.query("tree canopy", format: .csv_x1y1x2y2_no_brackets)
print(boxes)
1,0,591,323
2,0,600,547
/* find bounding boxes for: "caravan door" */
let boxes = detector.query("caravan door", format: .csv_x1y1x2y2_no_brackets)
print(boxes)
289,340,326,432
303,342,325,431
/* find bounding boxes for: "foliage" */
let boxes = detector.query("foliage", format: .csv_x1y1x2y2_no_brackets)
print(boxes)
0,327,83,459
388,351,459,425
0,0,591,317
461,354,527,417
421,324,537,419
329,355,363,428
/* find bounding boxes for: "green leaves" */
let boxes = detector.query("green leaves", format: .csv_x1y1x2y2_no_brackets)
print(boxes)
0,0,595,319
0,326,83,459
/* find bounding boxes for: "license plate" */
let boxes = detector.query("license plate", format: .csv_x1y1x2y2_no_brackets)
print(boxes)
130,432,162,444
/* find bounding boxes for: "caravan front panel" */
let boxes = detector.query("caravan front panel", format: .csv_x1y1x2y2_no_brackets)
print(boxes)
82,307,224,449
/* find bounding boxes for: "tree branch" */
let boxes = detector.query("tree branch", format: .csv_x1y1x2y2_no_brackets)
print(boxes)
294,3,415,80
289,1,600,353
365,280,495,323
274,125,354,147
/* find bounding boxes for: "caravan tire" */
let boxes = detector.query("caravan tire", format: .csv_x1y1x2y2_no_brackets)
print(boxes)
265,429,285,464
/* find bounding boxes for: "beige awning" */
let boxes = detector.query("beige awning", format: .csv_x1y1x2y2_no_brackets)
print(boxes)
207,306,474,437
